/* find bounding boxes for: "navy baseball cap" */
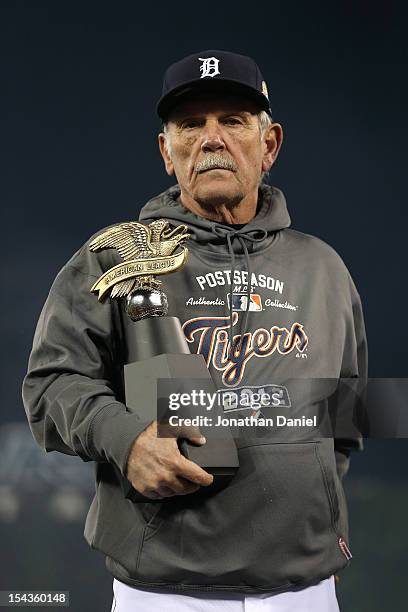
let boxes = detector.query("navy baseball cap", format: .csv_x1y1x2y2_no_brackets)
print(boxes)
157,50,273,120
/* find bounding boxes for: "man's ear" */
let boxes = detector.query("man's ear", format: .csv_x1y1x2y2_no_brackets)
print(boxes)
158,132,174,176
262,123,283,173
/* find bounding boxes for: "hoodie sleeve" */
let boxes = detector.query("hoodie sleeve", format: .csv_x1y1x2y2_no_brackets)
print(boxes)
333,272,368,480
22,247,150,477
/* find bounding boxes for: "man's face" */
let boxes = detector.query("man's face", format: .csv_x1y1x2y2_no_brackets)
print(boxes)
158,93,282,211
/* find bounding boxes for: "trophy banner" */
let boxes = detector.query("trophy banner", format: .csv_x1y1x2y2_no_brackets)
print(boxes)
91,248,187,301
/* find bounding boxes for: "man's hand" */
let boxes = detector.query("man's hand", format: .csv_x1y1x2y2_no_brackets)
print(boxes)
126,421,214,499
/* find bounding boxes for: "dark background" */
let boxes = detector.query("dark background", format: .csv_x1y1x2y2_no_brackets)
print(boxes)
1,1,407,610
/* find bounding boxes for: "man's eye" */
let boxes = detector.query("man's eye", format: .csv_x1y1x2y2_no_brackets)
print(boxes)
224,117,242,125
182,120,201,129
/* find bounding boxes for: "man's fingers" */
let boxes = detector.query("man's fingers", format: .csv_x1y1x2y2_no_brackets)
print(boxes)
176,455,214,486
187,435,207,445
145,479,200,498
143,489,164,500
165,477,201,496
176,481,201,495
159,422,208,446
177,424,207,446
156,485,176,498
175,423,205,442
127,419,214,498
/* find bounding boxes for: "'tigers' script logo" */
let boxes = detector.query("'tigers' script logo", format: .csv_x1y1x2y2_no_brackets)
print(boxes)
182,314,309,386
199,57,220,78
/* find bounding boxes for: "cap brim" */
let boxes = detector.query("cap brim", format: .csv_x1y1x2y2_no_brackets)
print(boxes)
157,78,272,120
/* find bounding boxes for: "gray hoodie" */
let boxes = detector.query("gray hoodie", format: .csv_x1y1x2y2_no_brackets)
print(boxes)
22,183,367,593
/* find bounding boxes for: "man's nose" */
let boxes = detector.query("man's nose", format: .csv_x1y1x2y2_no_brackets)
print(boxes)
201,122,225,153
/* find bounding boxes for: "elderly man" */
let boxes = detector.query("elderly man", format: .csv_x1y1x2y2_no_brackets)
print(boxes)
23,50,367,611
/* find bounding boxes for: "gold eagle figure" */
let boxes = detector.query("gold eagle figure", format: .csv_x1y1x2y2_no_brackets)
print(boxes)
89,219,189,299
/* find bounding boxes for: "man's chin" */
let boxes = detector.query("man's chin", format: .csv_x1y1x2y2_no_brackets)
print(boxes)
193,186,244,211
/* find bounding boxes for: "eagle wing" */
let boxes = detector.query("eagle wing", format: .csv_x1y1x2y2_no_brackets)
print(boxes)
89,222,154,260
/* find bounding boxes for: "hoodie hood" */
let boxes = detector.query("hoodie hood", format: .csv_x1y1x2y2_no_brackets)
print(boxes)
139,183,291,256
139,183,291,354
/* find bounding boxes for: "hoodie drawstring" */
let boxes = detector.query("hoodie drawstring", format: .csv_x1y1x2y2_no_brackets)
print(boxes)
212,226,268,358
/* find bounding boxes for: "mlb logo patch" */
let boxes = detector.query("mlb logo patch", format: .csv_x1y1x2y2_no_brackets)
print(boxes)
227,293,262,311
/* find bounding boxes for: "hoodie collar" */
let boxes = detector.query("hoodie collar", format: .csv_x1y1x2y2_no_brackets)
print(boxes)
139,183,291,256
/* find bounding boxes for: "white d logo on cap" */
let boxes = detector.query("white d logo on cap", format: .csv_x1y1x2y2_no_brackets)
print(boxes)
198,57,220,78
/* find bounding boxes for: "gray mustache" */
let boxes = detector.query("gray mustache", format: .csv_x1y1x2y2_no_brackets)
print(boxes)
195,154,238,174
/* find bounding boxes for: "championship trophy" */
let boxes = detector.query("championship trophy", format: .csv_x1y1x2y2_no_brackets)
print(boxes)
89,219,239,502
